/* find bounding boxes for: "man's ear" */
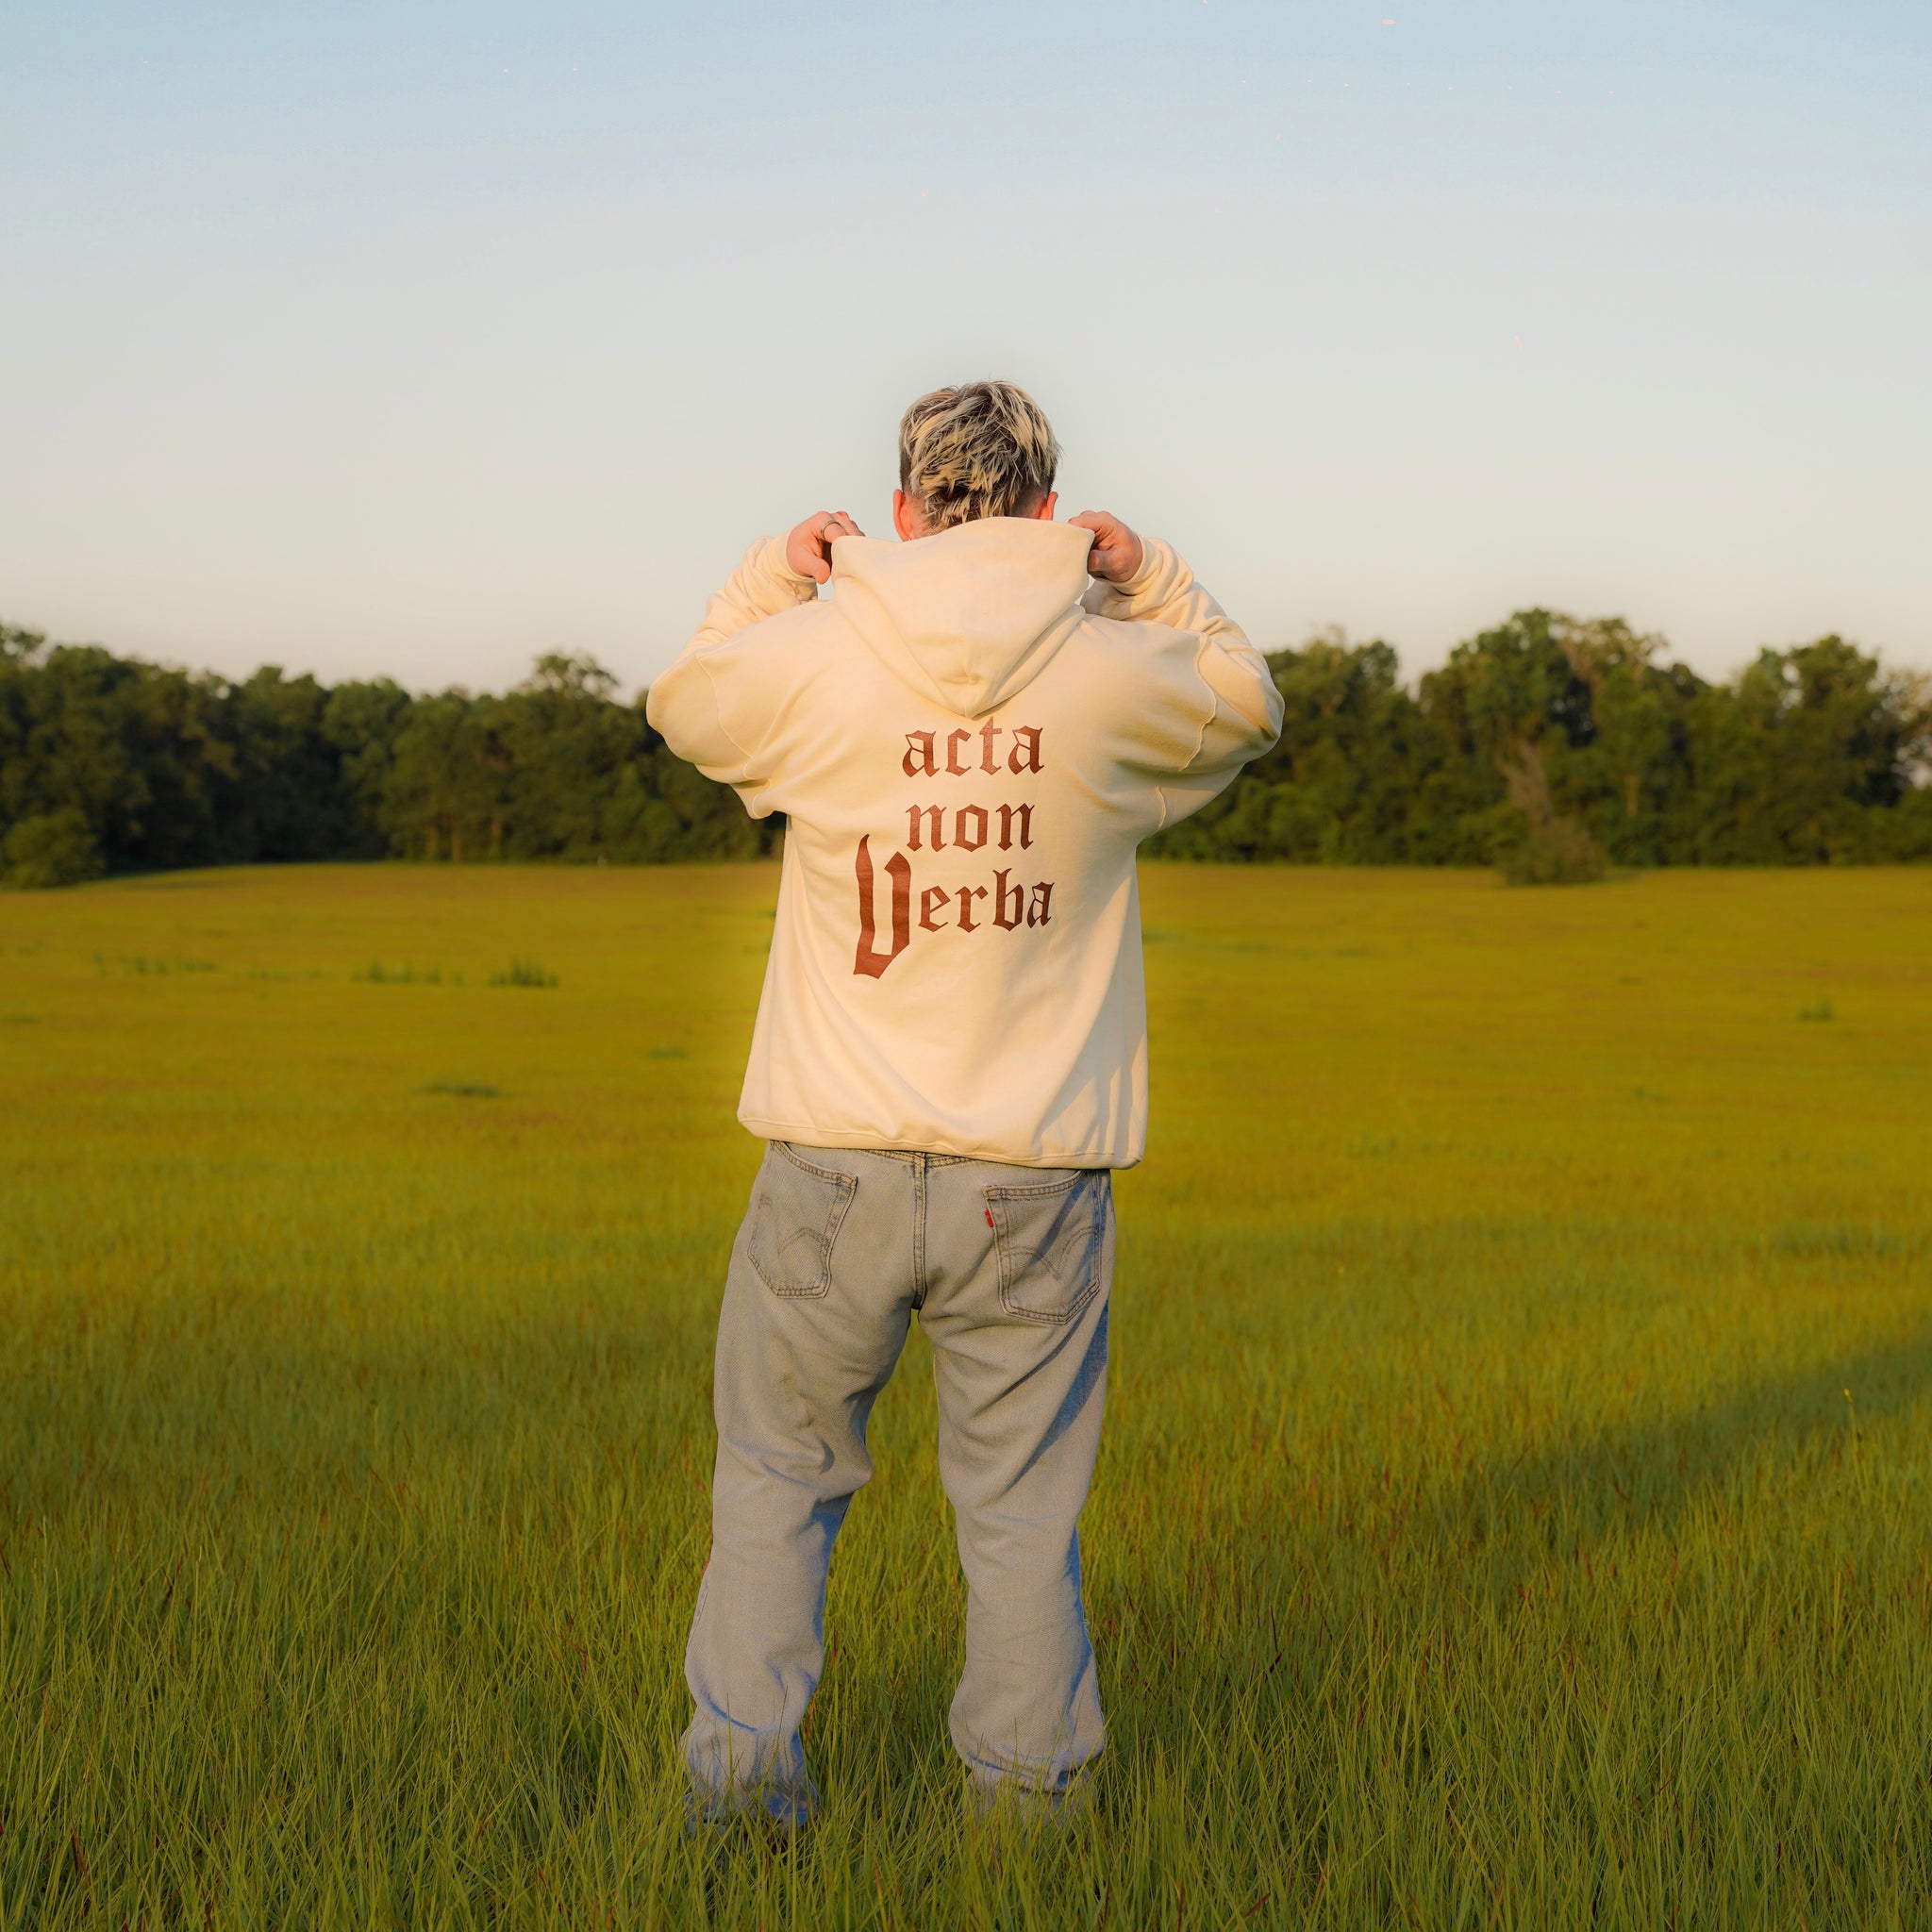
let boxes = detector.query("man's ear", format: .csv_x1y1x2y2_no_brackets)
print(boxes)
1026,491,1059,522
892,489,920,541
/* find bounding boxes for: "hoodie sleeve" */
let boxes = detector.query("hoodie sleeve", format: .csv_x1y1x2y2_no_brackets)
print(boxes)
643,536,819,791
1082,537,1284,783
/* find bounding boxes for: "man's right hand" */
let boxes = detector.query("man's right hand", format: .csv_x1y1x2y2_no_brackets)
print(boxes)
786,511,864,585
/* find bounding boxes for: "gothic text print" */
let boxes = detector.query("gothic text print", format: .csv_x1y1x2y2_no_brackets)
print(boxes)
854,724,1054,979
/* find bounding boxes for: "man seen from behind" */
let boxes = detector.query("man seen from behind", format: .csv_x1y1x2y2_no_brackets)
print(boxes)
645,380,1283,1828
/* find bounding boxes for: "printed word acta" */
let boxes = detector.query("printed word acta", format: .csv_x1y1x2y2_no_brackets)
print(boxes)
903,724,1043,778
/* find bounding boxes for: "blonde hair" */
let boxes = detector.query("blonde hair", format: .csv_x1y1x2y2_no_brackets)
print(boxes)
897,381,1060,530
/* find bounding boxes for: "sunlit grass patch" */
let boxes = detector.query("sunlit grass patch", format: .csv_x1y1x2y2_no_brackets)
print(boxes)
1,863,1929,1928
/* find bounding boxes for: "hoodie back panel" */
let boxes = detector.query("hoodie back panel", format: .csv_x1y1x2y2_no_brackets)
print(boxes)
644,519,1282,1168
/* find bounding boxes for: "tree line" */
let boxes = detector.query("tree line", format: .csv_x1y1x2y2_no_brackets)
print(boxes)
0,633,771,888
1143,614,1930,877
3,611,1927,888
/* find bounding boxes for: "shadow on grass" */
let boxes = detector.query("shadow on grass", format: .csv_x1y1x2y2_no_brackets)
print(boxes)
1446,1327,1932,1576
1086,1326,1932,1781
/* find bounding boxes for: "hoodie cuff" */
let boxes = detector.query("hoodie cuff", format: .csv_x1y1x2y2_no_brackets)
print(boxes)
1114,533,1167,599
759,535,820,600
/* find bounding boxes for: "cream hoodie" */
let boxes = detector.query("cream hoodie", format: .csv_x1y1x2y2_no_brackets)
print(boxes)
645,518,1282,1168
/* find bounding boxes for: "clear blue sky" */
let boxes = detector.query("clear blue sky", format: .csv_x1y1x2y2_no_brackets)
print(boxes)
5,2,1928,694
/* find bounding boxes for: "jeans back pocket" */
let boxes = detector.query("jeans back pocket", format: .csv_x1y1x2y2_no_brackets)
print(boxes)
985,1170,1109,1324
748,1142,858,1297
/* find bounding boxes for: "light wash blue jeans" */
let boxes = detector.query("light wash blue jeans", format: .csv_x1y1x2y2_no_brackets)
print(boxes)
681,1141,1112,1824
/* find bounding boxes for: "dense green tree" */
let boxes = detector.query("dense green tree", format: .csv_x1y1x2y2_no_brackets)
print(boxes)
383,693,489,862
224,668,360,862
495,655,636,860
1413,610,1602,877
2,627,234,879
1681,639,1929,863
321,678,413,858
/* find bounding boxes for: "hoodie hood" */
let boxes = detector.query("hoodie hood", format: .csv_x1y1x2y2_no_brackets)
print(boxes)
828,517,1094,720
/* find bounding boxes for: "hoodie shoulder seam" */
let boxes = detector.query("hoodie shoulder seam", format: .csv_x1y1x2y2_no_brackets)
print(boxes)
694,653,758,767
1176,631,1222,774
695,596,844,767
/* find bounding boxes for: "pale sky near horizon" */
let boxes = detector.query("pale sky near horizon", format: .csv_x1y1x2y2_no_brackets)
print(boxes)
5,2,1929,699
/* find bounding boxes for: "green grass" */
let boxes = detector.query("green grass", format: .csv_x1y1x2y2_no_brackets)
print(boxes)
2,862,1929,1929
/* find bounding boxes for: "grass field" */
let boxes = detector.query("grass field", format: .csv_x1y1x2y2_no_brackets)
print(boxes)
3,861,1930,1929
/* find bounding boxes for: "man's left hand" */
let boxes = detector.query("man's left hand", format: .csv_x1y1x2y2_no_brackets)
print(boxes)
1070,511,1144,584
